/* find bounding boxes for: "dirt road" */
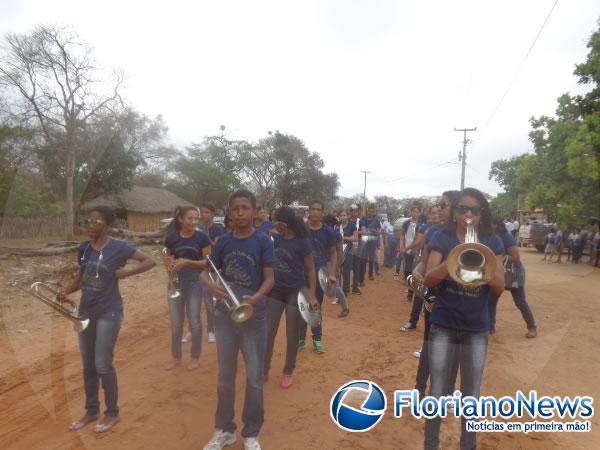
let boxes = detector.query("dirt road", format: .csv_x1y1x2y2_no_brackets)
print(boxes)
1,245,599,449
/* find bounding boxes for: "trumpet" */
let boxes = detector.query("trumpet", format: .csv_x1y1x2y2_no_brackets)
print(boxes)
161,248,181,299
446,218,498,287
406,273,429,301
206,257,253,323
12,282,90,332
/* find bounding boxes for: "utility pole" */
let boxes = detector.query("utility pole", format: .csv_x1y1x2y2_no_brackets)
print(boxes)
454,127,477,190
361,170,371,214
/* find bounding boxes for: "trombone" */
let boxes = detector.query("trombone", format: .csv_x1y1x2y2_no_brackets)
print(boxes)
12,282,90,332
206,257,253,323
446,218,498,287
161,248,181,299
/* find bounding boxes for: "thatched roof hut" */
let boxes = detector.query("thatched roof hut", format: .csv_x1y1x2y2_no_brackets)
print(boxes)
80,186,194,232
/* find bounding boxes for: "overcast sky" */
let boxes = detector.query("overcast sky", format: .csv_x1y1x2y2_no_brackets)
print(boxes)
2,0,599,200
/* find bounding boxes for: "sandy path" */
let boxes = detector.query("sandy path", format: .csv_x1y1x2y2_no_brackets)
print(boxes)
1,247,599,449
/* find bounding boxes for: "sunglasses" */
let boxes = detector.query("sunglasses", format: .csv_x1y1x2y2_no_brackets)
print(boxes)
80,218,104,227
455,205,483,216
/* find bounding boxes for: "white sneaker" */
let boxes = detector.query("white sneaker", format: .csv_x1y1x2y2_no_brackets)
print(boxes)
203,429,236,450
182,332,192,343
331,298,339,305
413,348,421,358
208,331,216,343
244,437,262,450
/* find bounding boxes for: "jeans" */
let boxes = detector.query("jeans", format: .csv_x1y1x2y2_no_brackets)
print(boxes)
489,263,536,331
403,253,415,281
425,324,488,450
78,310,122,417
366,240,379,277
342,253,354,294
264,287,301,375
203,287,215,333
298,281,324,342
214,307,267,438
415,311,459,397
353,249,364,287
384,238,397,267
408,294,423,325
169,281,202,359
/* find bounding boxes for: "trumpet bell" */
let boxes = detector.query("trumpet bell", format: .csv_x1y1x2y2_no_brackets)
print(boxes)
446,243,497,287
230,303,253,323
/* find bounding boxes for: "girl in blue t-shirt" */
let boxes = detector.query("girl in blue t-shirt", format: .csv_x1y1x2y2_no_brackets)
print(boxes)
264,206,318,389
488,217,537,337
423,188,505,450
59,206,155,433
163,206,212,371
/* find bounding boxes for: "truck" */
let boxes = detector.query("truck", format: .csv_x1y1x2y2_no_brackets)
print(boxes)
519,220,554,252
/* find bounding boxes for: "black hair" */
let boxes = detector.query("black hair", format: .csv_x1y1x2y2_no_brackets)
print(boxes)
309,199,325,210
492,217,508,234
275,206,308,238
366,204,376,210
323,214,339,228
442,190,461,205
229,189,257,208
170,205,199,232
90,205,116,226
201,203,216,213
444,187,493,237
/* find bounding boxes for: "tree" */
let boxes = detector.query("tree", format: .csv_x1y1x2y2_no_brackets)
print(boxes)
488,23,600,229
0,25,123,237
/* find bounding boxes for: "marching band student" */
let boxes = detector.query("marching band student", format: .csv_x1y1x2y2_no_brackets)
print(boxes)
264,206,318,389
488,217,537,338
398,205,425,302
324,213,350,318
423,188,505,450
400,205,440,332
359,205,382,281
163,206,212,370
200,203,225,343
253,205,275,236
350,204,365,293
337,210,358,297
298,200,338,354
410,190,460,397
60,206,155,433
200,190,274,450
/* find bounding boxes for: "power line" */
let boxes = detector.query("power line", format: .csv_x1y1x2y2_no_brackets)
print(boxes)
481,0,560,135
455,127,477,190
382,158,459,185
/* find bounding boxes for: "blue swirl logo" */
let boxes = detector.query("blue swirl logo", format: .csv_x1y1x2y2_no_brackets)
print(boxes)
330,380,387,432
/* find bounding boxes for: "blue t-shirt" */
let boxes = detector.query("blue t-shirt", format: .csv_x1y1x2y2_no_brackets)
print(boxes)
210,231,275,318
359,217,382,237
309,224,337,270
78,239,136,318
273,235,312,290
255,221,274,236
207,223,225,243
165,231,212,282
402,219,427,235
339,221,357,238
428,229,504,333
425,224,445,247
498,231,517,251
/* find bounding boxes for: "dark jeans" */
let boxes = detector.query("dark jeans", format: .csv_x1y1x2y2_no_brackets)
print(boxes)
403,252,415,280
366,240,379,277
425,324,488,450
264,287,301,375
169,281,202,359
214,307,267,438
78,310,122,417
408,295,423,325
489,264,536,331
353,249,365,286
342,253,354,294
203,287,215,333
298,281,324,342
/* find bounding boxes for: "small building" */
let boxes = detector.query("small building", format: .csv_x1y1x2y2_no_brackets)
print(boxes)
80,186,195,232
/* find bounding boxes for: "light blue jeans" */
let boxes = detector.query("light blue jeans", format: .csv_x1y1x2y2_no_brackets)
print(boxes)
168,281,202,359
425,324,488,450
